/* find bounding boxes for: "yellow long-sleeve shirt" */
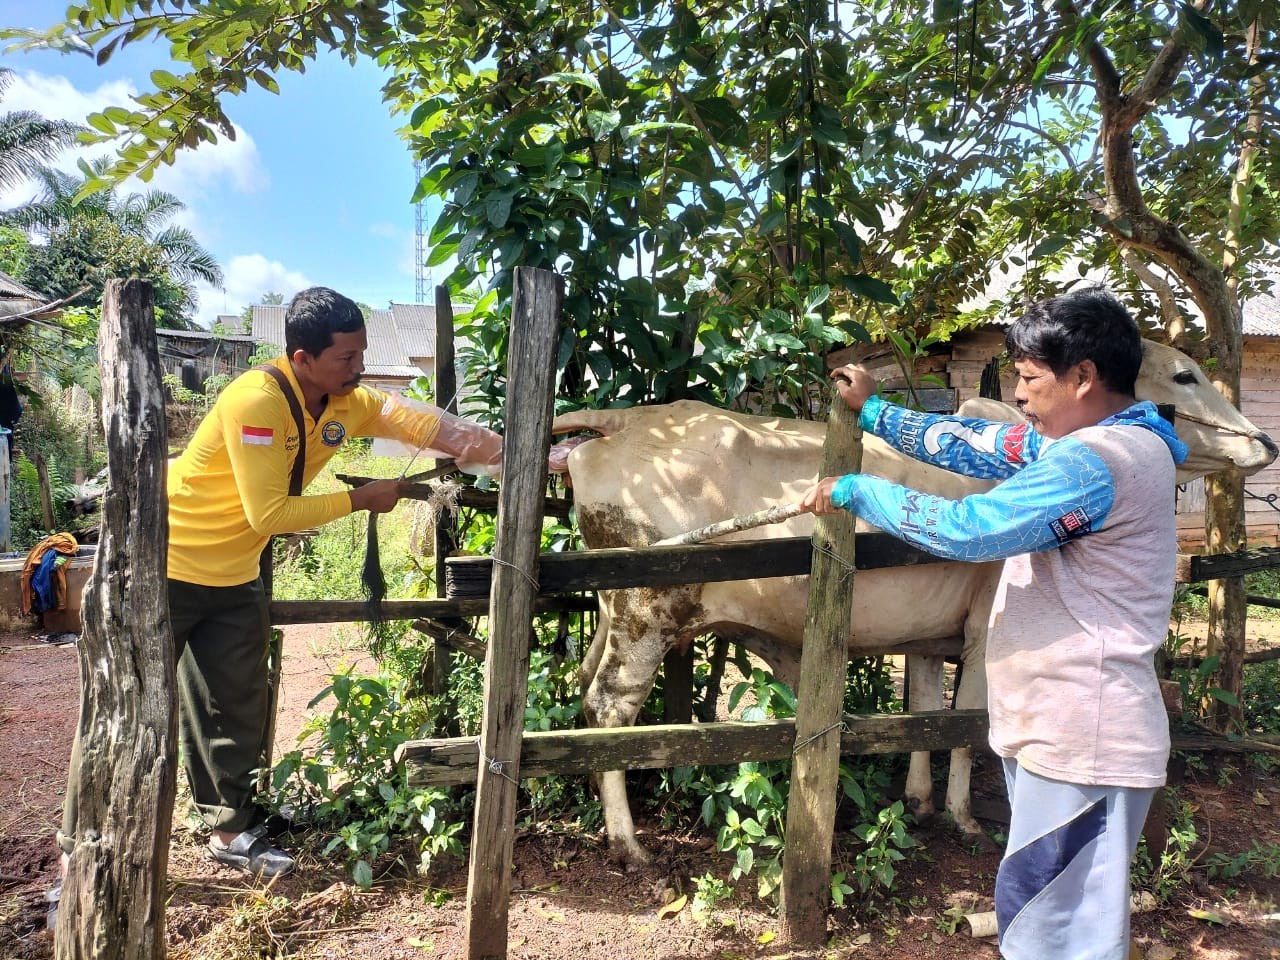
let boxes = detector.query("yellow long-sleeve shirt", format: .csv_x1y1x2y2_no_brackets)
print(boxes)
167,357,440,587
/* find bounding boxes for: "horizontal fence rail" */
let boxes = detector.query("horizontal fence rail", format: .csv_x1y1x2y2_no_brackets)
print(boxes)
445,532,949,598
397,710,991,787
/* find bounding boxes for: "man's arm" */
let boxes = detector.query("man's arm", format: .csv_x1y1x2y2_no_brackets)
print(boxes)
833,363,1042,481
799,438,1116,562
355,388,504,474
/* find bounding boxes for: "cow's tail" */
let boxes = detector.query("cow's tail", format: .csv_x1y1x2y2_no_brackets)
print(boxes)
548,408,636,475
550,407,636,437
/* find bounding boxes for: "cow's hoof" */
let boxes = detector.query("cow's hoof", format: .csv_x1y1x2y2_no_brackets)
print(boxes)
609,845,650,873
960,828,1000,855
905,796,938,825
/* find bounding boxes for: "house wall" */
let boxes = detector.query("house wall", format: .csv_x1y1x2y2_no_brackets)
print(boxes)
1176,338,1280,549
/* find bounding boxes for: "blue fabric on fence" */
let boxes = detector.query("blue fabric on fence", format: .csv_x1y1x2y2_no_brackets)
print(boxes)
30,550,64,614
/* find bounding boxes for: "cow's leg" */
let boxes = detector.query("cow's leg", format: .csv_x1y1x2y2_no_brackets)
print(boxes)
581,590,698,869
904,654,943,821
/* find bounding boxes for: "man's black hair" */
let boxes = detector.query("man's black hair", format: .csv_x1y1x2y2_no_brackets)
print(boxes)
284,287,365,356
1005,287,1143,396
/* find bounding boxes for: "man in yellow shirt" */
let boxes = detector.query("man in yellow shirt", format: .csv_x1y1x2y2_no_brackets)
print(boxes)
60,286,503,879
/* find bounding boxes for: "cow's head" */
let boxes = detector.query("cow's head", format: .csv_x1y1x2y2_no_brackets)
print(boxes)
1136,339,1278,480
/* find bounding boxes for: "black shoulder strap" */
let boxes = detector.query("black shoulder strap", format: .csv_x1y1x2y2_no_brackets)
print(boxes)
254,364,307,497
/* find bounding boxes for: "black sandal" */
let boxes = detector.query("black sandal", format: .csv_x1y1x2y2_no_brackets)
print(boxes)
208,825,296,878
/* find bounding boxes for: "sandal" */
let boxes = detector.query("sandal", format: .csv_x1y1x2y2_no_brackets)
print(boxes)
45,882,60,930
208,825,296,878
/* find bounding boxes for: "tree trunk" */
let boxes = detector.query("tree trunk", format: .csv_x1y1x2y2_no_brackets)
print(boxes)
1068,1,1255,730
1203,15,1266,732
56,279,176,960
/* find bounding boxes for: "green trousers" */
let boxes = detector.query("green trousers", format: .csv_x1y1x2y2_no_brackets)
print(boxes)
59,577,271,853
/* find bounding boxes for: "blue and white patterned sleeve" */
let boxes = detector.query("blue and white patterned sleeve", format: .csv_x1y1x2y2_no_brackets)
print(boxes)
861,395,1044,480
830,436,1116,561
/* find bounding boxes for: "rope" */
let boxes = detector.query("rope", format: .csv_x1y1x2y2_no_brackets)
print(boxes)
1174,408,1267,442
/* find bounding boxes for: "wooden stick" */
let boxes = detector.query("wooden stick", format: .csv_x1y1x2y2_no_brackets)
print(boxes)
652,502,804,546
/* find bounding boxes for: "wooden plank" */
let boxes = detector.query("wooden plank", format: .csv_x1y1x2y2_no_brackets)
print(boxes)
782,394,860,945
444,533,944,598
465,267,562,960
268,595,594,624
398,710,991,786
1177,547,1280,582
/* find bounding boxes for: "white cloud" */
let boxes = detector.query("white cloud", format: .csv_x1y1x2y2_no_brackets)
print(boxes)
0,69,267,209
192,253,313,328
368,221,400,239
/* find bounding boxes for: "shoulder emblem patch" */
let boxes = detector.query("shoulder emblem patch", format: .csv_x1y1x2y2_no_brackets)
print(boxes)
320,420,346,446
1049,507,1092,544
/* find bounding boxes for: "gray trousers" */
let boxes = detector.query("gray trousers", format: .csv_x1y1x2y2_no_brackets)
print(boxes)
58,577,271,853
996,758,1157,960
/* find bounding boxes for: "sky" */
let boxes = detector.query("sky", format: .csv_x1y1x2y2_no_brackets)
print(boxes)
0,1,436,327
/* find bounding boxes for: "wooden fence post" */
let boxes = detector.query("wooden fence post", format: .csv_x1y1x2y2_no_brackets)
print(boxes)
464,267,563,960
431,284,461,713
56,279,175,960
780,393,862,946
0,438,9,553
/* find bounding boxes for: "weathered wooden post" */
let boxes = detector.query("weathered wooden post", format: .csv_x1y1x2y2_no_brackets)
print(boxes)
464,267,563,960
431,284,461,711
780,391,862,945
0,437,10,552
57,279,176,959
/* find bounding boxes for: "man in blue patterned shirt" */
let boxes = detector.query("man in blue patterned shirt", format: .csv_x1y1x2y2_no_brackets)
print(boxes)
801,288,1186,960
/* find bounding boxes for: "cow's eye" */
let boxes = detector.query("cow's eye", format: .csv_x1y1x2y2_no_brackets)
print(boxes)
1173,370,1198,385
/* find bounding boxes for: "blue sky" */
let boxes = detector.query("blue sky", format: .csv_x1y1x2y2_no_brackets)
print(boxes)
0,1,436,326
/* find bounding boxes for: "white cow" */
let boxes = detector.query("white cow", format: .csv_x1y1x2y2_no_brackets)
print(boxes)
551,340,1277,868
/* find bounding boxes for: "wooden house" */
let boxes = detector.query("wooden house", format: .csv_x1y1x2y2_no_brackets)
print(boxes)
154,327,259,392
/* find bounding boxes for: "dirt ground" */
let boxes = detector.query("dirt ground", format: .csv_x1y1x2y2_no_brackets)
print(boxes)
3,622,1280,960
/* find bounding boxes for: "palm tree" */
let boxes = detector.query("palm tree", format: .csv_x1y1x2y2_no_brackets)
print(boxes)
0,67,81,192
4,158,224,324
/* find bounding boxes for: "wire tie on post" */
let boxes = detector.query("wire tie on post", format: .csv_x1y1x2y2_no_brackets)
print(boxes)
813,541,857,584
476,737,519,784
793,720,845,755
492,556,540,592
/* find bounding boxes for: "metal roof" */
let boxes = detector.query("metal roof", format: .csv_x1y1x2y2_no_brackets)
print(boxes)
389,302,438,359
0,269,45,302
250,305,287,350
250,303,425,379
1244,287,1280,337
364,308,424,378
0,268,51,322
157,328,257,343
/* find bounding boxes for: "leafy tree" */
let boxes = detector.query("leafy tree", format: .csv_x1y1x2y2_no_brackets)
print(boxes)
4,159,223,326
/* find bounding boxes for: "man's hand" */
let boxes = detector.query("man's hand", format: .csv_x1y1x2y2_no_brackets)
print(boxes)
831,364,876,413
799,477,844,516
348,478,406,514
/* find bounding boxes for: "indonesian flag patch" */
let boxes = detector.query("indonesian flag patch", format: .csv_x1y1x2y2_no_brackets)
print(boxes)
241,425,274,446
1049,507,1092,543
